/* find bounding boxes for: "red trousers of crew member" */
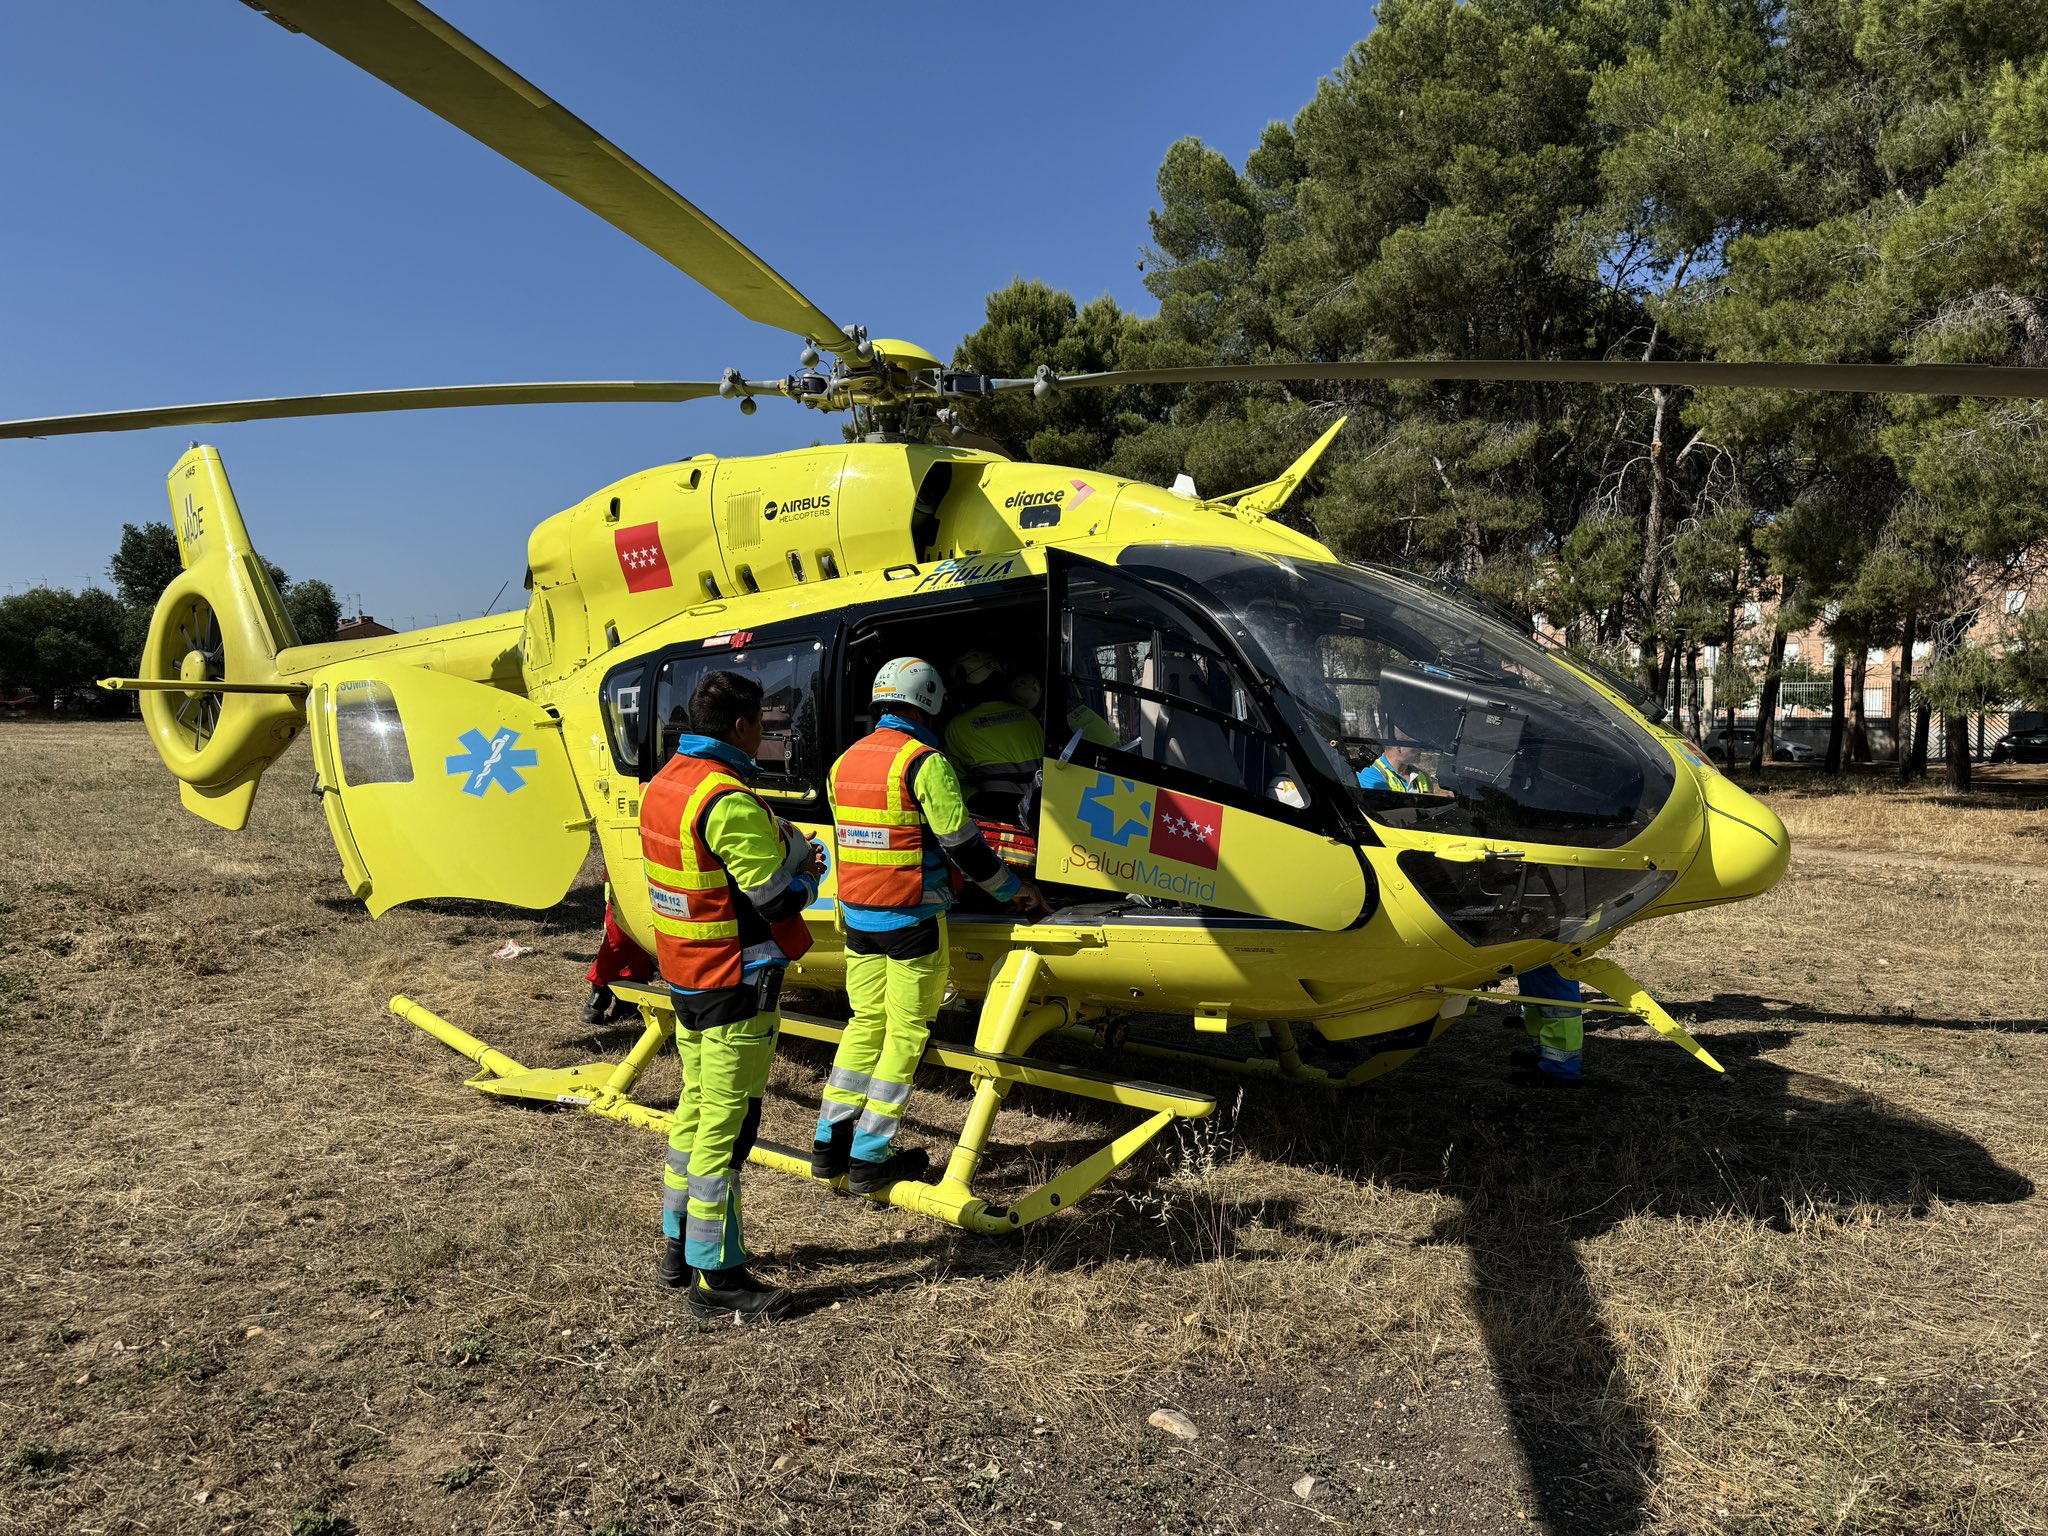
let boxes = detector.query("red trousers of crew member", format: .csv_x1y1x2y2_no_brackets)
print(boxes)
588,906,654,989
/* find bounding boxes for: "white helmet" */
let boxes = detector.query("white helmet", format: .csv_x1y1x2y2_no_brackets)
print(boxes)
872,657,945,715
952,648,1003,689
1010,672,1043,710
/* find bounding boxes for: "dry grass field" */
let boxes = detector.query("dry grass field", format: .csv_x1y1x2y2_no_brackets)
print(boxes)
3,721,2045,1536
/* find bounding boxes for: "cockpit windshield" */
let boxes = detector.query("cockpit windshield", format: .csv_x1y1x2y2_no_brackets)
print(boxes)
1118,546,1676,849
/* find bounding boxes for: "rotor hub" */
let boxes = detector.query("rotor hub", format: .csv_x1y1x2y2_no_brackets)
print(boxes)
179,647,216,697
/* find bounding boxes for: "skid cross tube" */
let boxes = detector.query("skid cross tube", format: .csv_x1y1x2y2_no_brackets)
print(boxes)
392,966,1214,1231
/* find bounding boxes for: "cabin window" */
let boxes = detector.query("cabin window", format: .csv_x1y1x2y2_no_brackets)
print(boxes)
332,679,413,787
650,639,826,802
599,665,646,778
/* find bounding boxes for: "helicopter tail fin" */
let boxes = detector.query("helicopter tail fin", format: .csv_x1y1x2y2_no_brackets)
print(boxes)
130,446,308,830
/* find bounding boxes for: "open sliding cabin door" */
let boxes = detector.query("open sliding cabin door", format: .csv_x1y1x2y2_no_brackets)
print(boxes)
1035,550,1366,931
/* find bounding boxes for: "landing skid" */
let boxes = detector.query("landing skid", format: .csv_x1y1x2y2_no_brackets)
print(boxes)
391,948,1215,1233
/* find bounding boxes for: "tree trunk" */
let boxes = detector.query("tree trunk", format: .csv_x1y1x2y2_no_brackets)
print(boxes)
1912,703,1931,779
1686,644,1701,739
1896,613,1917,784
1848,648,1870,763
1751,605,1791,770
1824,651,1847,772
1636,387,1671,694
1947,712,1972,791
1723,606,1740,773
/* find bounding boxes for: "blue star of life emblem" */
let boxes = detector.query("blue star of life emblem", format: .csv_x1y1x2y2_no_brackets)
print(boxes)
445,727,540,797
1076,771,1152,846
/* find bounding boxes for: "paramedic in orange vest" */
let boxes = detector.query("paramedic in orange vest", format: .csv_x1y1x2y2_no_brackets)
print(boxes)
641,670,822,1322
811,658,1049,1193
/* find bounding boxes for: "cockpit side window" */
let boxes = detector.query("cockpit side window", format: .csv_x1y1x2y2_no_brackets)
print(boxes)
1058,568,1306,812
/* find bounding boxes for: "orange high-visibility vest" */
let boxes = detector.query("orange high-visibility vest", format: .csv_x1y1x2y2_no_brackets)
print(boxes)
640,751,812,991
828,727,937,910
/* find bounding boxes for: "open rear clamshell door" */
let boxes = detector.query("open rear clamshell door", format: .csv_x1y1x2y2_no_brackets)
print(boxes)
306,662,591,917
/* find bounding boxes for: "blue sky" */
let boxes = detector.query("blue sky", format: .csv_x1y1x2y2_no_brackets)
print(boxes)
0,2,1370,625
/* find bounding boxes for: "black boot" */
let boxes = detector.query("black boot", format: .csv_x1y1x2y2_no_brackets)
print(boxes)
657,1237,691,1290
848,1144,930,1196
809,1122,852,1181
1508,1048,1581,1088
579,985,611,1030
687,1265,794,1322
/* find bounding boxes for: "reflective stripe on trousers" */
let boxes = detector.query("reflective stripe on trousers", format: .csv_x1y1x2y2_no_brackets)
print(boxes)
818,1064,872,1128
664,1010,780,1269
816,917,949,1165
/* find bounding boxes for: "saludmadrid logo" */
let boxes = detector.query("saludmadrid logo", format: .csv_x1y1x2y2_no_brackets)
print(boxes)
763,493,832,522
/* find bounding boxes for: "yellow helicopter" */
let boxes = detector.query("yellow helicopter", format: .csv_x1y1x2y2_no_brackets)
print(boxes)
8,0,2043,1234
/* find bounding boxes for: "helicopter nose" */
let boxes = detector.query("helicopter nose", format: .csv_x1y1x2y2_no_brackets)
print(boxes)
1681,770,1791,904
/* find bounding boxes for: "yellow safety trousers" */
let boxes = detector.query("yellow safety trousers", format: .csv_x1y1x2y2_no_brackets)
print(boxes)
665,1010,780,1269
816,917,948,1164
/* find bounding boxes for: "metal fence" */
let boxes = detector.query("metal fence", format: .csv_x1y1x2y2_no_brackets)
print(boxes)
1694,710,2028,760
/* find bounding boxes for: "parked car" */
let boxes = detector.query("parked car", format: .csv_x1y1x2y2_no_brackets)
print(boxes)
1701,727,1816,762
1990,727,2048,763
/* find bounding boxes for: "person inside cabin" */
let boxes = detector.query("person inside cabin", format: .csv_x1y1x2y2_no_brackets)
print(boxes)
1355,720,1583,1086
1354,723,1439,794
942,649,1045,823
1011,671,1118,757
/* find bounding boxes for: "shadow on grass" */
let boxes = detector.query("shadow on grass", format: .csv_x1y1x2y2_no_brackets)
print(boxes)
1212,1023,2035,1535
1656,991,2048,1035
312,885,609,929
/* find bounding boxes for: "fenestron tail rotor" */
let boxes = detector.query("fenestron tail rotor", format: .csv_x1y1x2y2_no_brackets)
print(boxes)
168,595,227,751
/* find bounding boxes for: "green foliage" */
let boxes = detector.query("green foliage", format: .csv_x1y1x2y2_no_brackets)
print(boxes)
107,521,182,665
106,522,181,610
288,1508,354,1536
952,279,1158,467
0,587,127,708
1999,608,2048,708
1913,639,2012,716
284,578,341,646
949,0,2048,706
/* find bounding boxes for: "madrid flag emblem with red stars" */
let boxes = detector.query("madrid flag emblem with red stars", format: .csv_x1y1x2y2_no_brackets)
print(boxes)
1148,788,1224,870
614,523,673,593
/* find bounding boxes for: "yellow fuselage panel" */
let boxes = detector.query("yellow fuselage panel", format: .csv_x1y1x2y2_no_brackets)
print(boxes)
515,443,1327,692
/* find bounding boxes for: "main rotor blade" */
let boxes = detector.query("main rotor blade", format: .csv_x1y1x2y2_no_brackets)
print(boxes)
0,381,727,439
248,0,855,357
1035,359,2048,399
